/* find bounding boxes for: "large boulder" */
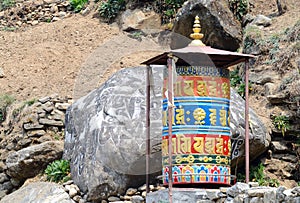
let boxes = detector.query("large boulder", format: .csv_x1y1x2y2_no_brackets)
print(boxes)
5,141,63,181
64,66,163,201
230,90,271,166
0,182,74,203
172,0,242,51
64,66,269,201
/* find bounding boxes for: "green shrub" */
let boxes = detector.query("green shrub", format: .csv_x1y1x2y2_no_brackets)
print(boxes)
154,0,185,24
45,160,71,183
0,94,15,122
230,69,252,98
99,0,125,23
0,0,15,11
70,0,88,12
272,115,290,136
228,0,248,21
237,163,279,187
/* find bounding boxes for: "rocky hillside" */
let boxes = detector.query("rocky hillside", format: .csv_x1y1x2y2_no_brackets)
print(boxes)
0,0,299,202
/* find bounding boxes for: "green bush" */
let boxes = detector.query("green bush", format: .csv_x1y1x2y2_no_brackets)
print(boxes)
70,0,88,12
0,94,15,122
237,163,279,187
228,0,248,21
99,0,125,23
0,0,15,11
272,115,290,136
230,69,252,98
155,0,185,24
45,160,71,183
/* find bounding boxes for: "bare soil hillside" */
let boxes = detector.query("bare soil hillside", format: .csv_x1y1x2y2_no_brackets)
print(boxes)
0,14,119,100
0,0,299,102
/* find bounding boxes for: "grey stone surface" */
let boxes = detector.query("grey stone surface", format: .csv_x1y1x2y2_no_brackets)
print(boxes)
64,66,163,201
251,15,272,27
226,182,250,198
64,66,269,201
230,89,270,166
172,0,242,51
5,141,63,181
0,182,74,203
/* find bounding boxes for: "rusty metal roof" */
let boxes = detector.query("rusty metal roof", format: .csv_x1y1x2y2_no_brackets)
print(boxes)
142,45,255,68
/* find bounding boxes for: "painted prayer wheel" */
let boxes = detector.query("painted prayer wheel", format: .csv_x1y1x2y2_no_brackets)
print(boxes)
162,65,231,186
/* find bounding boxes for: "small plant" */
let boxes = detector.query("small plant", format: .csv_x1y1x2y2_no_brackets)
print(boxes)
228,0,248,21
0,94,15,122
230,69,252,98
272,115,290,136
154,0,185,24
45,159,71,183
2,26,16,32
12,98,36,117
250,163,279,187
70,0,88,12
237,163,279,187
0,0,15,11
99,0,125,23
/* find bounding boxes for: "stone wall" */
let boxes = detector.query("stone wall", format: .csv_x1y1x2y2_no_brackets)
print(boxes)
0,0,74,30
146,183,300,203
0,94,71,198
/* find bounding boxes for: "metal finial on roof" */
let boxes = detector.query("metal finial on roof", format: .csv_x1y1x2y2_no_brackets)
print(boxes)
189,16,205,46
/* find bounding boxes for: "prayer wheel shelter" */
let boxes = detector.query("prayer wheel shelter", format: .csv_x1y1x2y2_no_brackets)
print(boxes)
142,16,254,202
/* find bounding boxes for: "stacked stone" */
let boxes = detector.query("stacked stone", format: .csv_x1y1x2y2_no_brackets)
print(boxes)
0,94,71,199
100,184,166,203
63,180,86,203
22,94,72,142
146,183,300,203
0,0,73,30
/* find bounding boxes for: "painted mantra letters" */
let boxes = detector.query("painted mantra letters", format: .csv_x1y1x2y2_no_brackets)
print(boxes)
161,134,231,156
162,66,232,185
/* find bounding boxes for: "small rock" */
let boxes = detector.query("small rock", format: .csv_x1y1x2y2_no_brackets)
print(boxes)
61,1,70,6
38,96,51,104
73,195,82,202
23,123,44,130
0,173,9,183
52,17,61,22
16,21,23,26
107,196,120,202
0,11,4,19
0,190,7,199
50,5,58,13
69,187,78,198
39,118,64,126
126,188,137,196
44,0,58,4
248,182,259,188
55,103,70,111
271,141,289,152
251,14,272,27
27,130,46,137
267,93,287,104
58,11,66,17
31,20,39,26
0,67,5,78
131,195,144,203
0,161,6,172
63,180,74,186
81,7,90,16
123,195,131,200
138,184,146,191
